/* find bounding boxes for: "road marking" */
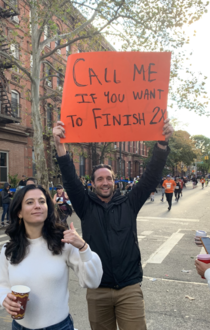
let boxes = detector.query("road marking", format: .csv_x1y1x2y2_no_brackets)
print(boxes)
0,234,7,239
141,231,153,236
138,235,145,242
145,232,184,264
0,240,9,246
144,276,208,286
137,216,199,222
200,247,206,254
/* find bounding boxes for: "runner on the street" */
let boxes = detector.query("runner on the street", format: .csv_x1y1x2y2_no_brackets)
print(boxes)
179,177,184,197
160,177,166,202
162,175,176,211
192,175,198,189
174,177,181,202
53,119,173,330
200,177,205,189
150,189,158,202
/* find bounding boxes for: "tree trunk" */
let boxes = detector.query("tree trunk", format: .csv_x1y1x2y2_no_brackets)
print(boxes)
31,4,49,188
31,75,49,188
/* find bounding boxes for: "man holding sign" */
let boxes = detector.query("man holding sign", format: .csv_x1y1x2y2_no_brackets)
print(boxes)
53,119,173,330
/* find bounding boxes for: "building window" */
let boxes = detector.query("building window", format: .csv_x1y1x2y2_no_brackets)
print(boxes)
44,25,50,47
11,90,20,117
32,148,36,177
123,142,125,151
142,142,144,156
45,63,52,87
128,142,130,152
9,0,19,23
79,156,85,176
66,44,71,59
128,161,131,178
0,152,8,182
47,103,53,128
11,44,19,59
10,44,19,72
57,107,61,121
55,25,61,53
108,158,112,166
121,159,125,177
57,68,63,89
133,141,135,153
30,55,33,70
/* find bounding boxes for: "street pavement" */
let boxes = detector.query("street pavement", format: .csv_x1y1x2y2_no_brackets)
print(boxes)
0,182,210,329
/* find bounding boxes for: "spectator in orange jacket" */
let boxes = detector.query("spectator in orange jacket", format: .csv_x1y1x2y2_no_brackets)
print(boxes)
162,175,176,211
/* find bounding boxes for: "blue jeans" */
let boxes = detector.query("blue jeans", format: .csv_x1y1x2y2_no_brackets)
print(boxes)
12,314,74,330
1,203,10,223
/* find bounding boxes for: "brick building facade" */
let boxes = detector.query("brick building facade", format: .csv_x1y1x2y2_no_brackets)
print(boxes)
0,0,148,186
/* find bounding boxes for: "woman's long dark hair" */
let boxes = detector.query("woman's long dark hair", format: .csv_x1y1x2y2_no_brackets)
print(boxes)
5,185,66,264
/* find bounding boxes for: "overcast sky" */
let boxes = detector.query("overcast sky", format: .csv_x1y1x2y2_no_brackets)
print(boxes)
168,9,210,138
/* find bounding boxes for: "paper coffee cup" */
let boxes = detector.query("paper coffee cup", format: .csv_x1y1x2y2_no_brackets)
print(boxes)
11,285,30,320
195,230,207,246
197,254,210,279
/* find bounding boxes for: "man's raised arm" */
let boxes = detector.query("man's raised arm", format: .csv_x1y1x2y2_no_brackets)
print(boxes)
128,118,174,214
53,121,88,219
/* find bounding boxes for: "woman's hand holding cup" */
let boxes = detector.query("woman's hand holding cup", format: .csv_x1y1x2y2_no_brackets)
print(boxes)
3,293,21,317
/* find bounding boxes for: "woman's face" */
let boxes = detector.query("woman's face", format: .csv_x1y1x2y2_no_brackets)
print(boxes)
56,188,63,195
18,189,48,226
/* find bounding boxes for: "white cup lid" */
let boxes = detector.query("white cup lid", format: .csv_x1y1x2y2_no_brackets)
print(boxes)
11,285,31,294
197,254,210,260
196,230,207,237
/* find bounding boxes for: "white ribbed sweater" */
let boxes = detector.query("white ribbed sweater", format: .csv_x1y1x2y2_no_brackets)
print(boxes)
0,236,103,329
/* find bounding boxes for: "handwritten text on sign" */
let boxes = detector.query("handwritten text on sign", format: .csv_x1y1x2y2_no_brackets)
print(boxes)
61,52,171,143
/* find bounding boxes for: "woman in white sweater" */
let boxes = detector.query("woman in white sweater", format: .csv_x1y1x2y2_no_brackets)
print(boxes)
0,184,103,330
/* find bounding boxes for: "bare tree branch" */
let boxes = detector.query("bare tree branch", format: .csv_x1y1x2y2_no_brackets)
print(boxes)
39,92,62,101
39,1,101,50
41,60,65,77
40,31,101,61
0,51,33,82
40,74,63,81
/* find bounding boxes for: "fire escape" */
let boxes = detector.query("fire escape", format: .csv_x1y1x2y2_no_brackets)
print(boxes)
0,0,21,124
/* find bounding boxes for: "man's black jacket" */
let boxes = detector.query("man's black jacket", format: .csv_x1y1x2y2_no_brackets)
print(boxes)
57,144,170,289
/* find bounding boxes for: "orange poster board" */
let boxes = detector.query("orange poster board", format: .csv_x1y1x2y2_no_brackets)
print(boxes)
61,52,171,143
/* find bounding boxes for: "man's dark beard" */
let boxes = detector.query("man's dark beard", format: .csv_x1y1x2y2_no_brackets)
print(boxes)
96,189,113,199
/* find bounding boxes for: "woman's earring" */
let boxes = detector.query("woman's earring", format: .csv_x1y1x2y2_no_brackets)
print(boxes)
19,217,22,225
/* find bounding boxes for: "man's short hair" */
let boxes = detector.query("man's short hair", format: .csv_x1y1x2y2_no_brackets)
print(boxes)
26,177,36,184
91,164,115,182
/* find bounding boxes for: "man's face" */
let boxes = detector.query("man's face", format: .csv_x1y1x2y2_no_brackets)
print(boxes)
91,168,115,200
167,177,170,181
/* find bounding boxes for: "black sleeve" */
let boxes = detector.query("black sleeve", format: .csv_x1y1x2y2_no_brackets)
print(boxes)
128,143,170,215
2,191,9,203
56,153,89,219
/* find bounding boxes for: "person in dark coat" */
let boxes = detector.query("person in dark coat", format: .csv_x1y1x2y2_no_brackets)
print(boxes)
53,119,173,330
1,183,13,226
